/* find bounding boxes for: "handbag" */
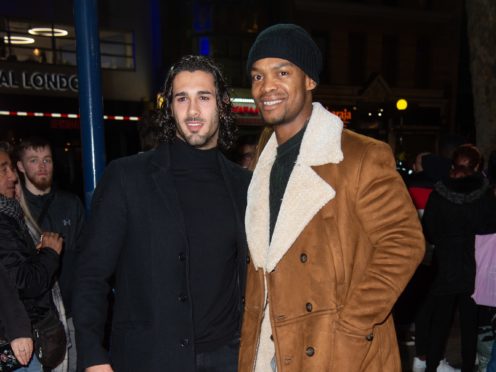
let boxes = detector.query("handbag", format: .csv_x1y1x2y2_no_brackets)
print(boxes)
32,310,67,368
0,341,21,372
472,233,496,307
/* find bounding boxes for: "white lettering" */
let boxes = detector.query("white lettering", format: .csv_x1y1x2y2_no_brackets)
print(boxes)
32,73,45,89
69,75,78,92
14,71,79,92
0,70,19,88
22,72,32,89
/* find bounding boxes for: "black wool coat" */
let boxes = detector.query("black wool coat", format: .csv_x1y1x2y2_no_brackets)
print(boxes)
73,143,251,372
422,174,496,295
0,213,60,325
0,261,31,342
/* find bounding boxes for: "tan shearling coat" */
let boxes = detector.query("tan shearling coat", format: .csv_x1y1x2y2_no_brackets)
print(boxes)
239,103,425,372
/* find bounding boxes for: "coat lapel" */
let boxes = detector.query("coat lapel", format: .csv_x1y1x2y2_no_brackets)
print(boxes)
246,103,344,272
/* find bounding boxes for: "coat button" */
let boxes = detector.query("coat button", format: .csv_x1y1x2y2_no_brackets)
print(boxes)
178,294,188,302
300,253,308,263
242,296,245,305
305,302,313,312
180,338,189,347
366,333,374,341
178,252,186,261
246,255,251,263
270,334,274,341
305,346,315,357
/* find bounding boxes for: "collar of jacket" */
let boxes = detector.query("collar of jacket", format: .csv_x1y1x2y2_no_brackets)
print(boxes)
246,102,344,272
435,173,489,205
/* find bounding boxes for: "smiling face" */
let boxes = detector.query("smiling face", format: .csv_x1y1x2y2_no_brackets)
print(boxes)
0,151,18,199
250,57,316,144
171,70,220,150
17,146,53,194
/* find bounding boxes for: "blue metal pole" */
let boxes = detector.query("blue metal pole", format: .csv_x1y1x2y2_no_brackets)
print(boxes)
74,0,106,213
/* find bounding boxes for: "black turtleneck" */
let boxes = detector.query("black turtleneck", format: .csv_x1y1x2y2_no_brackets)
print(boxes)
170,138,239,352
269,125,307,239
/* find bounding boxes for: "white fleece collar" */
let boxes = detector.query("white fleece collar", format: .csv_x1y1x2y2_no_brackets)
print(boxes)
246,102,344,272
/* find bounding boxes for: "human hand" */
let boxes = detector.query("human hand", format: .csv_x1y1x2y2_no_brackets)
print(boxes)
40,232,64,255
10,337,33,365
86,364,114,372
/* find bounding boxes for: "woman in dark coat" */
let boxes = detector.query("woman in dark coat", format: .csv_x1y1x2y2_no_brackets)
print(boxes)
422,144,496,372
0,143,63,371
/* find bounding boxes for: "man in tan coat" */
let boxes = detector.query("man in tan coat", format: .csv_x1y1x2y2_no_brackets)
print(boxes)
239,23,425,372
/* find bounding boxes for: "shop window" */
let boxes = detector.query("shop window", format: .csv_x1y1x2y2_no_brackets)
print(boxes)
0,17,135,70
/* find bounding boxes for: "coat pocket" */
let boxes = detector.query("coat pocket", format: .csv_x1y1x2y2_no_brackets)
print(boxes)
274,311,337,371
330,321,373,372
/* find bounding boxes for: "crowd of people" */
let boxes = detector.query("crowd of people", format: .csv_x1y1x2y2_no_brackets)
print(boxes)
0,22,495,372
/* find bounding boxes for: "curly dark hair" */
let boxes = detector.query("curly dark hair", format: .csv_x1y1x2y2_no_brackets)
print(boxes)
154,55,237,151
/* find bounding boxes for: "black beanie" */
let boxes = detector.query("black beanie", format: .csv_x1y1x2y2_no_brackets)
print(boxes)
246,24,323,84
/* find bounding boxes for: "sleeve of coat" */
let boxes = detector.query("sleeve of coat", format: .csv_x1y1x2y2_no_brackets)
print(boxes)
72,160,127,369
0,219,59,299
0,261,32,341
337,141,425,335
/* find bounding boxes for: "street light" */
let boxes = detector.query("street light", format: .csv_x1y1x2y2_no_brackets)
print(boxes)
396,98,408,127
394,98,408,166
396,98,408,111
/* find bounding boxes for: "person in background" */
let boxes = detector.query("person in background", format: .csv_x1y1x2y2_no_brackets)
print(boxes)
407,152,458,372
422,144,496,372
476,149,496,372
15,181,70,372
15,137,85,372
0,141,64,372
239,23,424,371
483,150,496,372
233,134,258,169
73,55,250,372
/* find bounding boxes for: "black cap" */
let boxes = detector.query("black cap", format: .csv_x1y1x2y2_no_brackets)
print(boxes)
246,24,323,84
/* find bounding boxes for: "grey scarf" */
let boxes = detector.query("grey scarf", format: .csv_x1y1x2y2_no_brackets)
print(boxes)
0,194,26,230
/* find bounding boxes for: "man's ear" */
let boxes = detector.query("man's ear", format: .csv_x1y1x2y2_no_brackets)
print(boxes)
305,76,317,91
17,160,25,174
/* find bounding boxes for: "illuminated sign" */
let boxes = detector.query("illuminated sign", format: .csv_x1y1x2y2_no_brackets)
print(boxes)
331,108,352,123
0,70,78,92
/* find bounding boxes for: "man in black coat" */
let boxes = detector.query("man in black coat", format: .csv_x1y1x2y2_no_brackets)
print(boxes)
73,55,251,372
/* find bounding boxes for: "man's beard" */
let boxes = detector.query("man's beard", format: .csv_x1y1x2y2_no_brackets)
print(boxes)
28,175,52,192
